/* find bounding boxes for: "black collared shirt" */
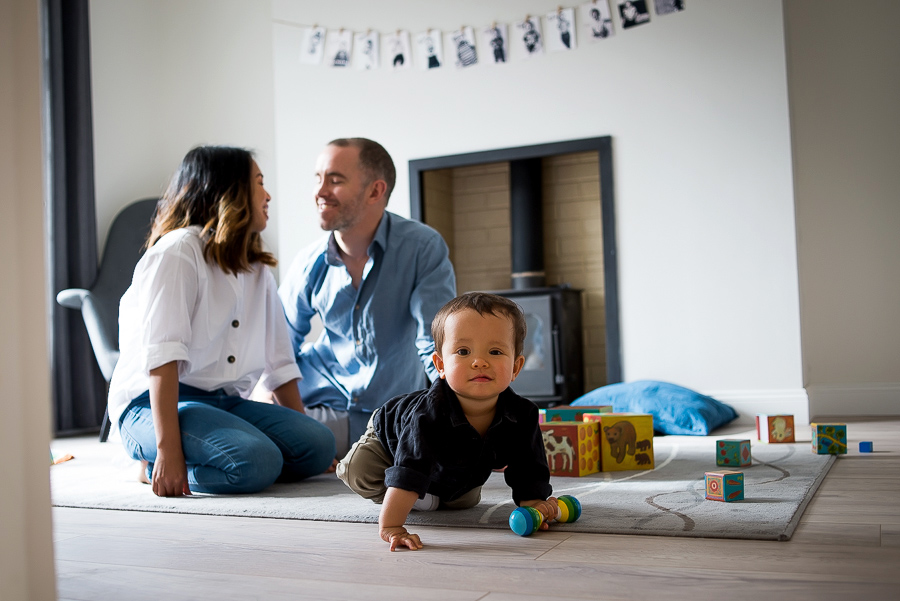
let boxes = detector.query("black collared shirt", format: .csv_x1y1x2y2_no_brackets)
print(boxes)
373,378,553,504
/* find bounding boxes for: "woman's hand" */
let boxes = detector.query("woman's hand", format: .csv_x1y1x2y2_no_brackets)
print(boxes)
152,444,192,497
380,526,423,551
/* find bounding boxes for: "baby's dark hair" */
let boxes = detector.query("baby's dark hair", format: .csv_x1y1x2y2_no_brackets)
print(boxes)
432,292,527,357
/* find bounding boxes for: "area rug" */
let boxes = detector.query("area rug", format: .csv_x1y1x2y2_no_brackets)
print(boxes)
50,433,834,541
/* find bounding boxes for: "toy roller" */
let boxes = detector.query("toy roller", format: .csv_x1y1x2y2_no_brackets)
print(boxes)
509,495,580,536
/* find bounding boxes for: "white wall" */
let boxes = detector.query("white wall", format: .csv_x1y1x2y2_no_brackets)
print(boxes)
0,0,57,598
271,0,806,422
90,0,280,268
785,0,900,417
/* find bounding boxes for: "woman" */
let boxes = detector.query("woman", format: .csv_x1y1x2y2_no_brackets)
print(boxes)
107,146,335,497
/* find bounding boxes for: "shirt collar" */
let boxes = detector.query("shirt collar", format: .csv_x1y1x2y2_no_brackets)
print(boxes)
323,212,390,267
434,378,520,429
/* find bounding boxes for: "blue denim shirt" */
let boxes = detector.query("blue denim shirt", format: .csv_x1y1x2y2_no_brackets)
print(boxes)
278,212,456,436
373,378,553,504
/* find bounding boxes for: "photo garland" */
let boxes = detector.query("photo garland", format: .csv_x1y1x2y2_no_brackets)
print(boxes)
295,0,684,71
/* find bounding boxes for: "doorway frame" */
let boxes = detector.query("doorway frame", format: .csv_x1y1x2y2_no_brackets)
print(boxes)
408,136,621,385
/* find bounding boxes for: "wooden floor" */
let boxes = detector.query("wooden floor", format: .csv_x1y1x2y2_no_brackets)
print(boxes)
53,417,900,601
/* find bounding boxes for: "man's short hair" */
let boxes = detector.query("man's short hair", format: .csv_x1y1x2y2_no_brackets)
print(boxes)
328,137,396,202
432,292,527,358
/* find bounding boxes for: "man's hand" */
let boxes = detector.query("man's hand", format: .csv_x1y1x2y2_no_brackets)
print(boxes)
380,526,423,551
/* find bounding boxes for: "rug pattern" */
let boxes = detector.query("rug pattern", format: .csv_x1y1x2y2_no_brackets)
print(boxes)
50,435,834,541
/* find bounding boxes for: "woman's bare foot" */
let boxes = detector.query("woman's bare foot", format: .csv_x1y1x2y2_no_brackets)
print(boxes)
137,460,150,484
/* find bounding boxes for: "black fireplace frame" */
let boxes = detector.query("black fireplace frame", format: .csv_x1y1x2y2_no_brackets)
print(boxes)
408,136,621,384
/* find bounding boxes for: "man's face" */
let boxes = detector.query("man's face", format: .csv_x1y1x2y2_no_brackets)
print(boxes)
314,144,369,232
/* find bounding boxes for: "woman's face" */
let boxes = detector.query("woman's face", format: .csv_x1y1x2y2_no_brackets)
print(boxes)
249,159,270,233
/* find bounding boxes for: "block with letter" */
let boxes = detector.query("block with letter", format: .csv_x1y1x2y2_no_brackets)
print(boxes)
756,414,795,443
811,423,847,455
716,439,751,467
706,471,744,502
540,421,600,477
540,405,613,424
585,413,654,471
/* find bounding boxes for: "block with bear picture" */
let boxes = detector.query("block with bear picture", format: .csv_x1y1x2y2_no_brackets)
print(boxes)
584,413,654,472
539,405,613,424
756,414,795,443
539,421,600,477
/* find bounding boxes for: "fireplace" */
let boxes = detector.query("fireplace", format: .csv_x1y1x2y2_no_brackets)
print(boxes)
410,137,621,405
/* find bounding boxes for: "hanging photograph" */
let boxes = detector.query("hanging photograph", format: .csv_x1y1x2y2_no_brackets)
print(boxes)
515,17,544,58
451,27,478,69
385,31,412,70
655,0,685,15
546,8,577,52
299,26,326,64
324,30,353,68
353,31,380,70
581,1,615,41
480,24,509,64
618,0,651,29
415,29,444,70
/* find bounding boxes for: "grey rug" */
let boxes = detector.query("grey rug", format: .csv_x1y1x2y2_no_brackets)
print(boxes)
50,431,834,541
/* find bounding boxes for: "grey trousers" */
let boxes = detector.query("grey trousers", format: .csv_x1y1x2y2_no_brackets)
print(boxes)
305,405,351,459
336,418,482,509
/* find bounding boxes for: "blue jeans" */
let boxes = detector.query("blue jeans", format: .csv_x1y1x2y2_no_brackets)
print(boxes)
119,384,336,494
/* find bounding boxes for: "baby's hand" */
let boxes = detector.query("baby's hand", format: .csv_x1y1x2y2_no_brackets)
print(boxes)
522,497,559,529
380,526,424,551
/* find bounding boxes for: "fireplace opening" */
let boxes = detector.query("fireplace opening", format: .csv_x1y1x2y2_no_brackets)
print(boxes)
409,137,620,406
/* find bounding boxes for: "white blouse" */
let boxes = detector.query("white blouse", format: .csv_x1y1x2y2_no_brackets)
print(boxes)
107,226,301,440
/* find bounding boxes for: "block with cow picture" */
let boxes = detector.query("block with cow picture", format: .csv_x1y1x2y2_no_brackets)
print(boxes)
584,413,655,472
539,421,600,477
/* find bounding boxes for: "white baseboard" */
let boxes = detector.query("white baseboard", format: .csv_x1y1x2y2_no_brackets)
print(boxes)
806,383,900,418
703,388,810,427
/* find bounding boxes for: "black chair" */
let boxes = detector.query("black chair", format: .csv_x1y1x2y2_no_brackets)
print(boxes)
56,198,158,442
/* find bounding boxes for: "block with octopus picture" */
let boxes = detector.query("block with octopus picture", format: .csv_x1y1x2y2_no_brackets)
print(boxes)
756,414,795,443
539,421,600,477
584,413,654,472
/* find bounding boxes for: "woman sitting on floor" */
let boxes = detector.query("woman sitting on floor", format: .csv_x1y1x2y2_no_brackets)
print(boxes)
107,145,335,497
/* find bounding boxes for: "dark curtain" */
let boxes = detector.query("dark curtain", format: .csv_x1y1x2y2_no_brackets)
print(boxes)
45,0,107,435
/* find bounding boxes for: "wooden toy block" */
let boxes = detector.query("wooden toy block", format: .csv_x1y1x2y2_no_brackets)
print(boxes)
539,405,613,424
859,441,874,453
706,471,744,501
585,413,654,471
811,423,847,455
716,439,751,467
540,421,600,477
756,414,795,443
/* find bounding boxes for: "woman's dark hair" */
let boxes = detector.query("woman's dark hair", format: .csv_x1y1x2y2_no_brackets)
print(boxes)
147,145,275,274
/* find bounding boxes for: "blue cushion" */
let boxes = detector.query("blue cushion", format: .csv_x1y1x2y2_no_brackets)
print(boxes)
572,380,738,436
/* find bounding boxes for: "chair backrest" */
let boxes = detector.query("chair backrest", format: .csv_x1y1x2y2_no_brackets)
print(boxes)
82,198,158,377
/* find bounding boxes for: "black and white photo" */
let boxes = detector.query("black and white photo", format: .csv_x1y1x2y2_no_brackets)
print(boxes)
546,8,577,52
655,0,685,16
581,1,615,41
515,17,544,58
415,29,444,70
299,26,326,64
618,0,651,29
480,23,509,64
352,31,379,70
451,27,478,68
325,30,353,68
385,31,412,70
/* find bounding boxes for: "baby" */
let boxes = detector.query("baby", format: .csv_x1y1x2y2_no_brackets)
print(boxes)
336,292,558,550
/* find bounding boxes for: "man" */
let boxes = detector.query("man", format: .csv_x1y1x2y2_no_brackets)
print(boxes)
278,138,456,457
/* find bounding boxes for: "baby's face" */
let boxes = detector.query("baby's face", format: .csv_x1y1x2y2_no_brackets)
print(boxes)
433,309,525,406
